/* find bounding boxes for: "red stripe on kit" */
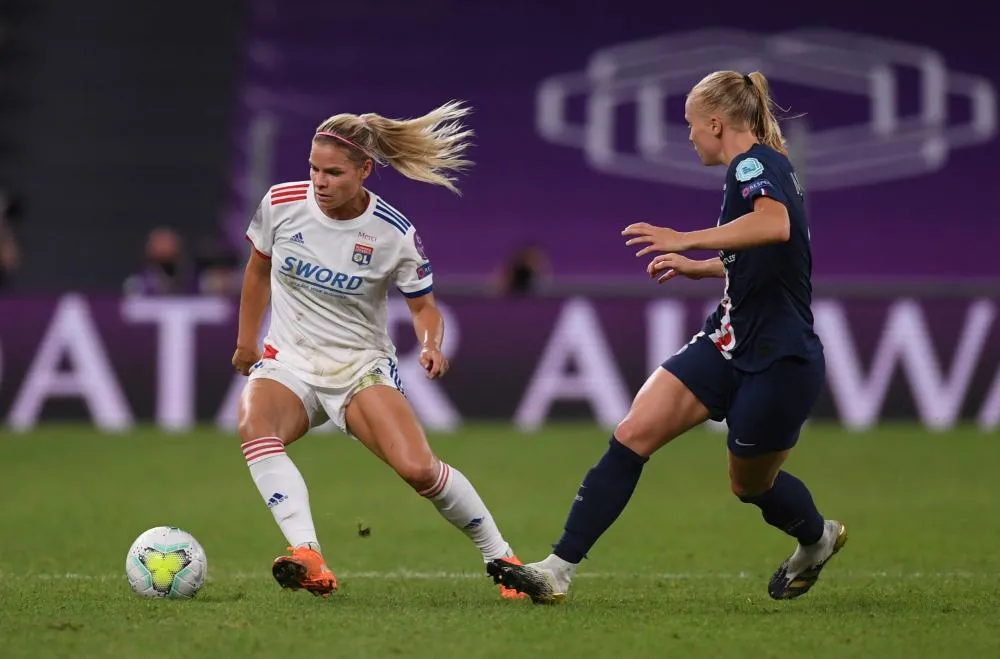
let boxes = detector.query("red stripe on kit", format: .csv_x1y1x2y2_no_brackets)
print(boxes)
244,235,271,260
271,189,308,200
242,437,285,463
241,437,284,453
271,185,309,198
271,195,307,206
420,463,451,498
245,447,285,463
273,182,309,193
241,436,283,451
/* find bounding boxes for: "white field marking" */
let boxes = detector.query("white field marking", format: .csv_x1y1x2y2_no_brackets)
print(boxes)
3,569,990,582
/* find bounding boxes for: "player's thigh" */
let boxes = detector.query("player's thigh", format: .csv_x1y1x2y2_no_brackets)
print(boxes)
344,384,438,491
726,354,826,495
618,335,737,458
237,362,325,445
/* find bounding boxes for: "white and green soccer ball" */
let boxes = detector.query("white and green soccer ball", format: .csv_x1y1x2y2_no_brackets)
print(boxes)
125,526,207,599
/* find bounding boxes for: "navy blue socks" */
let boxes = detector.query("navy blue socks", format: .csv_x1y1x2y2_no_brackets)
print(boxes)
552,437,649,563
739,470,825,545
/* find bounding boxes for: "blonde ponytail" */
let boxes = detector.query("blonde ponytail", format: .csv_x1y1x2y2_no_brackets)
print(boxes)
314,100,474,195
690,70,790,155
744,72,788,154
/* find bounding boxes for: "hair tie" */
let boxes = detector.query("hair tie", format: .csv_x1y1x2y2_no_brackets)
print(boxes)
315,131,386,166
743,74,754,87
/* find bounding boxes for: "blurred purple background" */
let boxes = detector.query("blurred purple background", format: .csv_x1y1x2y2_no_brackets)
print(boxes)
226,0,999,281
1,0,997,429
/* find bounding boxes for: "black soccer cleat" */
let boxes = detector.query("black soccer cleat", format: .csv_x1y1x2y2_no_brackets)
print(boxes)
487,558,567,604
768,520,848,600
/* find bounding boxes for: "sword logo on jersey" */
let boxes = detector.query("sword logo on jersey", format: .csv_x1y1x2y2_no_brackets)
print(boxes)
352,243,374,267
279,256,364,296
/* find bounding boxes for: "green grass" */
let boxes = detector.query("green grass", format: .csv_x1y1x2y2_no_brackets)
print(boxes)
1,423,998,658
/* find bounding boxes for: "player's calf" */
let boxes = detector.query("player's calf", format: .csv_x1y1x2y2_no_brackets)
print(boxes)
241,436,321,551
731,461,845,600
347,388,518,580
735,470,826,548
417,461,516,564
395,455,441,493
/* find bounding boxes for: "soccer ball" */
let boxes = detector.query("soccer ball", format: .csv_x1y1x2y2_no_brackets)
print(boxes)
125,526,207,599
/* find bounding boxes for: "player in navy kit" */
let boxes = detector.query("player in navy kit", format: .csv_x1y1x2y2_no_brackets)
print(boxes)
488,70,846,603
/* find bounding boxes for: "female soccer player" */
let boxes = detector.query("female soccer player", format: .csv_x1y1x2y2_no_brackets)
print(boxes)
233,100,523,599
488,71,846,603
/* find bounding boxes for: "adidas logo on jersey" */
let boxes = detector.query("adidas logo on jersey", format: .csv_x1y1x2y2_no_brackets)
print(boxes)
291,232,305,244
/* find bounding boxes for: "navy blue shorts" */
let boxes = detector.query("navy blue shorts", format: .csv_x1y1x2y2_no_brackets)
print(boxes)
662,335,825,457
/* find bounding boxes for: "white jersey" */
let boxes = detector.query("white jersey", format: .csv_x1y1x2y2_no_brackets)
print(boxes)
246,180,434,387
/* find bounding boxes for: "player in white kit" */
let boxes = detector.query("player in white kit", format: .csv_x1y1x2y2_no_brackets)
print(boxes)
232,101,525,599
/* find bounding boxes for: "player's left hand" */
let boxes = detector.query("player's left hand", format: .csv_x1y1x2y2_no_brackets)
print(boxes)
622,223,691,257
419,346,450,379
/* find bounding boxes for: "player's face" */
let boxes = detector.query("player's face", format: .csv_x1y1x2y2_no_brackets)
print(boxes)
685,97,723,166
308,143,372,214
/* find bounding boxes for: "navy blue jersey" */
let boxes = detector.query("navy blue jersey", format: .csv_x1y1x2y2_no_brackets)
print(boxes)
701,143,822,372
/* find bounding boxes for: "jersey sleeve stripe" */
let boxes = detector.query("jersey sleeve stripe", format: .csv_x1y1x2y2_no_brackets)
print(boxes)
399,284,433,298
272,181,309,193
373,209,408,234
271,188,309,200
245,234,271,259
272,195,308,206
374,200,412,231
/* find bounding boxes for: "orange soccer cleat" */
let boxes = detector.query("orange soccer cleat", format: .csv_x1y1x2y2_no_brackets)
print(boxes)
271,545,339,598
494,555,529,600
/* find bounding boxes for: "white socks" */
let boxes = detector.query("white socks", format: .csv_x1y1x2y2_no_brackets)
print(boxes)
419,462,512,561
242,442,511,562
539,553,578,586
540,554,579,574
242,437,319,550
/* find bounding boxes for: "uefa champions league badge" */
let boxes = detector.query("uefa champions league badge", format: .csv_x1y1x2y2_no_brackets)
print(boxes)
735,157,765,182
741,179,771,198
414,232,428,260
352,243,374,266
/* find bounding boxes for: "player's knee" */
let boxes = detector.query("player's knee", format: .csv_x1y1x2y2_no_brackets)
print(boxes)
731,477,770,501
237,415,281,444
614,417,658,456
395,457,440,492
237,417,257,443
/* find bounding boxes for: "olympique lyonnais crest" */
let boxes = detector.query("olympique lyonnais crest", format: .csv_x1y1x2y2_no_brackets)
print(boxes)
352,243,374,266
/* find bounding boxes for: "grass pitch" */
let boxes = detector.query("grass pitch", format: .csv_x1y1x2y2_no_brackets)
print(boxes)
2,423,998,658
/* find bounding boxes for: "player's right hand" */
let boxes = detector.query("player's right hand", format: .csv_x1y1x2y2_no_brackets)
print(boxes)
646,253,703,283
232,346,261,376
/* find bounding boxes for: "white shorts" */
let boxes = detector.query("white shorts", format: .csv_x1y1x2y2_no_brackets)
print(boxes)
247,356,405,434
